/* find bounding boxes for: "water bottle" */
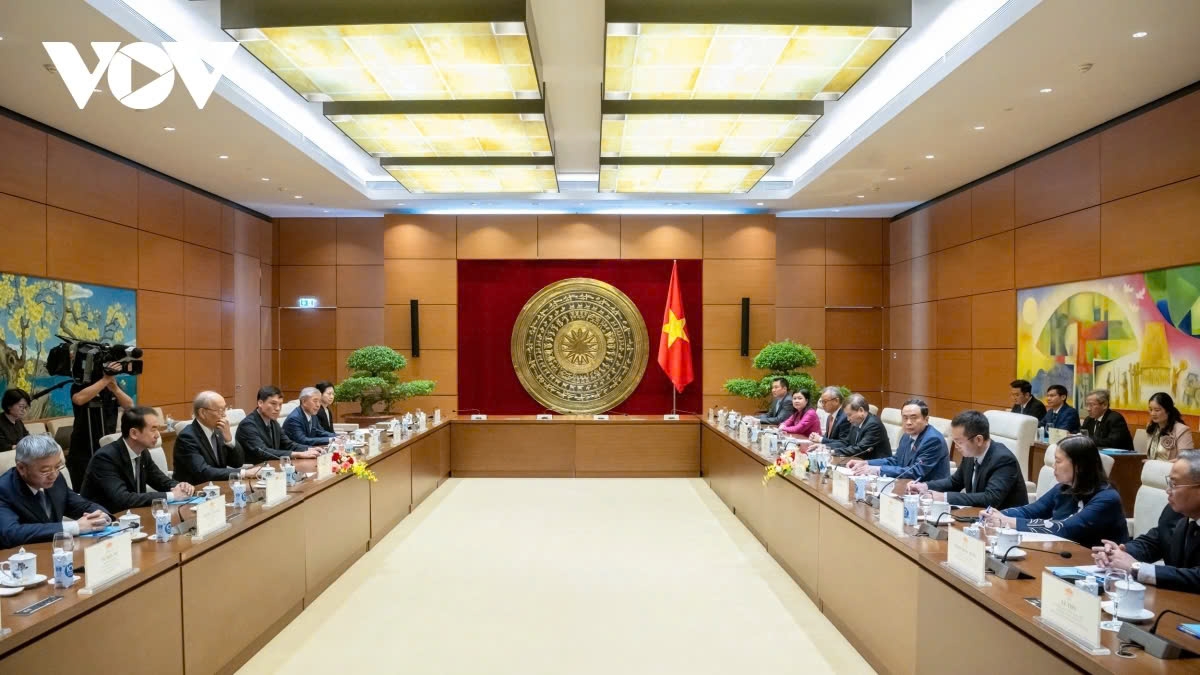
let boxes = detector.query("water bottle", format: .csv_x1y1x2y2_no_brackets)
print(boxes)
230,474,248,508
154,509,173,542
52,532,74,588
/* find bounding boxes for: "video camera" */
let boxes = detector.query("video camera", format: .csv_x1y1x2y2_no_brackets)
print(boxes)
46,336,143,385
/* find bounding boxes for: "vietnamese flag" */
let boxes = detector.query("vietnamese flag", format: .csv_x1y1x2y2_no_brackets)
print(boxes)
657,261,694,393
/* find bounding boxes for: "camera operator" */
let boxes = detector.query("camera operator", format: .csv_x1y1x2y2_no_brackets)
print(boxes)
66,363,133,487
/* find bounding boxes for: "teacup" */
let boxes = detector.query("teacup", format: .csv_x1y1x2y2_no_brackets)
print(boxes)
995,527,1022,553
1114,579,1147,615
927,500,951,522
203,484,222,502
0,548,37,583
851,475,871,501
118,511,142,532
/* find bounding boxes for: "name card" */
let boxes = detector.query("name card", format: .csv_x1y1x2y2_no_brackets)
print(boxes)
831,470,853,503
737,424,750,444
471,414,487,420
367,433,380,457
947,526,988,586
707,408,715,423
879,494,906,535
536,414,553,420
1049,428,1069,445
433,409,441,426
82,531,133,593
663,414,680,421
593,414,609,420
316,453,333,481
1039,571,1106,653
194,496,226,539
264,471,287,506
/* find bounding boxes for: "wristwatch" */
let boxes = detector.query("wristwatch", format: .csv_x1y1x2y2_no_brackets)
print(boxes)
1130,562,1142,579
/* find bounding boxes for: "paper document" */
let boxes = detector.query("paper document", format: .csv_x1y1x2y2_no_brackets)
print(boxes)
1019,532,1069,543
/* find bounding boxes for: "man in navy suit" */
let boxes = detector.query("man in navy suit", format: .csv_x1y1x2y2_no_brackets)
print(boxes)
1040,384,1081,433
848,398,951,482
283,387,338,447
0,435,110,548
237,385,322,463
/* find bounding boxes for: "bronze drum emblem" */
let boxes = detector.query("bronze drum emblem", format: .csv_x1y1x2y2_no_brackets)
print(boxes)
511,278,648,414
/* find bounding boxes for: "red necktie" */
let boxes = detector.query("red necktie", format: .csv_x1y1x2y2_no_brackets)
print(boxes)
826,415,834,437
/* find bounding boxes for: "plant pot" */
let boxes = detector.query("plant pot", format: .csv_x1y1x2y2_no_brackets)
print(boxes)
342,414,395,429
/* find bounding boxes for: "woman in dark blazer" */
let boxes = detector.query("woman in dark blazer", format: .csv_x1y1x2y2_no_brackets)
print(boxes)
315,381,336,434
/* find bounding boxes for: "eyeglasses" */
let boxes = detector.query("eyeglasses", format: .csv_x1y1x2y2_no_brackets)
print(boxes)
202,407,228,415
35,463,66,477
1166,479,1200,492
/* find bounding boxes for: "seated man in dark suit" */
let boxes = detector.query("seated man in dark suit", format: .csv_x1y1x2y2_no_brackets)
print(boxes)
173,391,258,485
1040,384,1081,433
1010,379,1047,420
1093,452,1200,593
756,378,795,426
1082,389,1134,450
907,410,1028,509
283,387,338,447
237,385,322,463
808,386,851,446
81,406,195,511
0,435,110,548
848,398,951,482
818,394,890,460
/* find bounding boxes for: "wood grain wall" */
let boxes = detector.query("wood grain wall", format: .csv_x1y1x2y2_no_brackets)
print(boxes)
0,113,273,419
884,89,1200,427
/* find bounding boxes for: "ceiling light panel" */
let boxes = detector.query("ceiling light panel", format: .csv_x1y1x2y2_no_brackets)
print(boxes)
601,113,816,158
604,24,903,100
229,23,539,101
599,163,770,194
385,164,558,193
330,113,551,157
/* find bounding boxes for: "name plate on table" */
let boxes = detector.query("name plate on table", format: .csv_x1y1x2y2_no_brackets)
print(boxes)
193,496,227,540
471,414,487,420
433,409,441,426
945,526,989,586
367,434,380,457
879,494,906,535
537,414,553,420
263,471,287,506
1048,428,1069,445
593,414,609,420
1037,572,1109,655
663,414,680,421
738,424,750,444
316,453,333,481
80,531,135,595
831,470,853,503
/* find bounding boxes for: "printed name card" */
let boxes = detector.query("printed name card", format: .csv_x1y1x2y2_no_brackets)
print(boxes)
537,414,553,420
264,471,287,506
367,434,380,457
316,453,333,480
663,414,680,421
433,409,441,426
879,494,906,535
831,470,853,503
471,414,487,420
947,526,988,586
1039,571,1106,653
194,495,226,539
82,531,133,593
737,424,750,444
593,414,609,420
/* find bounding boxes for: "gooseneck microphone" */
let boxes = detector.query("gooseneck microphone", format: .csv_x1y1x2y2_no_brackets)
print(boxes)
1000,544,1073,563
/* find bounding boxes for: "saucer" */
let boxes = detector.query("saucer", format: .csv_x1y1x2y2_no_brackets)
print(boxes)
1101,601,1154,622
254,481,267,489
918,513,953,523
987,546,1026,560
130,531,149,542
0,573,47,589
0,585,23,596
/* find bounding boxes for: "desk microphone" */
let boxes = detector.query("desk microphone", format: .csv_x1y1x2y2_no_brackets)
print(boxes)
1000,544,1072,562
984,543,1063,580
867,462,926,507
918,510,953,540
1118,608,1200,659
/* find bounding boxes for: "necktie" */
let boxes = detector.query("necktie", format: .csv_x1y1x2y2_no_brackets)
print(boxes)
826,414,834,438
212,430,224,465
39,490,52,520
971,460,979,492
132,456,141,492
270,420,278,448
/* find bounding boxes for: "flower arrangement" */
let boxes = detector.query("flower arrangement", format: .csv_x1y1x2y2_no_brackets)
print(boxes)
330,449,378,482
763,446,808,485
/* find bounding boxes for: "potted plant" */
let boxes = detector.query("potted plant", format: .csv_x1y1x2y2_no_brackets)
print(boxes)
334,346,437,428
722,340,821,410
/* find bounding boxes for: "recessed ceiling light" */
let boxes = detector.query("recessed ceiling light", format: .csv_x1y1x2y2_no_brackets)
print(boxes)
294,195,303,199
1132,31,1148,38
756,202,764,206
924,154,935,159
261,177,269,182
396,203,405,206
856,195,865,199
163,126,175,132
322,209,330,213
218,155,229,159
832,209,840,213
1039,88,1053,94
887,177,896,181
973,125,985,131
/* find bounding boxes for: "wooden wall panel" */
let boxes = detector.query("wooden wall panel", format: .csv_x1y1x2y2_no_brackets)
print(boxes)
384,259,457,304
825,218,883,266
221,253,235,303
1100,176,1200,276
277,265,337,308
776,219,826,265
383,215,455,259
825,309,882,350
971,172,1015,240
888,216,912,264
0,115,47,202
222,301,235,350
968,231,1015,295
702,350,759,395
405,350,459,395
909,302,937,350
537,215,621,258
619,215,703,258
704,305,775,350
137,172,183,239
456,215,537,259
1014,135,1100,225
825,350,882,391
336,217,384,265
826,265,882,306
280,349,337,391
971,290,1016,349
936,350,973,402
1014,207,1100,287
336,265,385,307
910,254,936,304
935,246,971,300
335,307,384,350
232,211,262,258
279,308,336,350
773,264,824,308
259,219,276,265
384,303,457,350
278,218,337,265
184,296,222,349
703,215,775,258
185,349,223,396
183,243,222,300
261,262,278,308
910,209,933,259
888,259,911,307
1100,89,1200,202
705,259,776,305
930,191,972,252
46,136,138,227
775,308,825,348
970,349,1016,407
182,191,223,251
0,194,47,276
935,297,971,349
47,208,138,288
138,290,186,349
137,231,183,294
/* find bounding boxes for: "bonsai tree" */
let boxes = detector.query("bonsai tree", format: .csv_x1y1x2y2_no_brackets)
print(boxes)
723,340,820,407
334,345,436,415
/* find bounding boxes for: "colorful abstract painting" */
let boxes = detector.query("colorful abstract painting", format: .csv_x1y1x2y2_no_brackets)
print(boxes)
1018,264,1200,414
0,273,137,418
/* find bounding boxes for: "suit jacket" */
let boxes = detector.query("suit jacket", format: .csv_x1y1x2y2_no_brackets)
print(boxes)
758,395,795,426
236,411,305,463
1011,396,1047,421
868,424,951,482
80,440,177,511
1003,483,1127,548
1082,409,1134,450
317,406,335,434
0,468,108,548
925,440,1028,509
825,414,891,460
172,421,246,485
1125,506,1200,593
818,409,852,445
283,407,336,446
1041,404,1081,433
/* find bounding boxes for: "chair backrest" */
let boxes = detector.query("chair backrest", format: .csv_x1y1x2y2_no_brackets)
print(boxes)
0,450,14,475
984,410,1037,483
1133,428,1150,454
816,407,829,432
226,408,247,426
44,417,73,434
148,447,170,476
927,416,953,455
1132,460,1171,538
880,408,903,451
174,420,191,434
98,432,121,447
1036,443,1116,497
280,400,300,418
868,404,879,417
24,422,48,437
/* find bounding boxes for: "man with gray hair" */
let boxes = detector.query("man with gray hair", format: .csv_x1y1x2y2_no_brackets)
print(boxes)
808,386,850,446
173,391,254,485
283,386,338,447
1082,388,1133,450
0,435,110,548
817,394,891,460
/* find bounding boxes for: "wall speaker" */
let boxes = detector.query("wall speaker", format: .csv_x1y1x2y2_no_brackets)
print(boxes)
410,299,420,357
740,297,750,357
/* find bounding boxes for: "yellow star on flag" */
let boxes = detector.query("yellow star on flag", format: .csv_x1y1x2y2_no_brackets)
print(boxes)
662,309,689,347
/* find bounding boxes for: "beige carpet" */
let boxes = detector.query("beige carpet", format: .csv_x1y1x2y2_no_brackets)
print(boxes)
237,478,874,675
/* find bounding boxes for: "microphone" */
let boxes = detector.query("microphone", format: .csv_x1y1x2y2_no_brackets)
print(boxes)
871,462,927,504
918,510,953,540
1000,544,1073,563
1120,608,1200,659
984,542,1053,580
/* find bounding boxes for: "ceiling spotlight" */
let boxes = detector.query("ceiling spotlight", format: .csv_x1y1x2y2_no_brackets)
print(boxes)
887,177,896,181
163,126,175,132
1132,31,1148,38
261,177,269,182
924,154,935,159
1039,88,1053,93
832,209,840,213
322,209,330,213
396,203,405,206
856,195,865,199
973,125,985,131
756,202,764,206
294,195,303,199
218,155,229,159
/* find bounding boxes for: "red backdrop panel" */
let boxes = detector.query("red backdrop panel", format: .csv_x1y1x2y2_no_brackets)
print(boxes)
457,259,703,414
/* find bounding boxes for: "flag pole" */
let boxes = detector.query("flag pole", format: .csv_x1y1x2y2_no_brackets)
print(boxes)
671,259,677,415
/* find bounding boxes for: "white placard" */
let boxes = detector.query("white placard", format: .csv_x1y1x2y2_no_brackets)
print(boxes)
82,532,133,593
737,424,750,444
879,494,906,535
194,496,226,539
593,414,609,420
1049,428,1069,445
663,414,680,421
471,413,487,420
947,526,988,586
831,470,853,503
536,414,553,420
316,453,333,480
367,433,380,457
1039,571,1105,652
264,471,287,506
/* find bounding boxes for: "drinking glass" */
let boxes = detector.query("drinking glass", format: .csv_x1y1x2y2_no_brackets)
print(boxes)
981,522,1000,554
1101,569,1128,631
52,532,74,554
919,491,934,521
